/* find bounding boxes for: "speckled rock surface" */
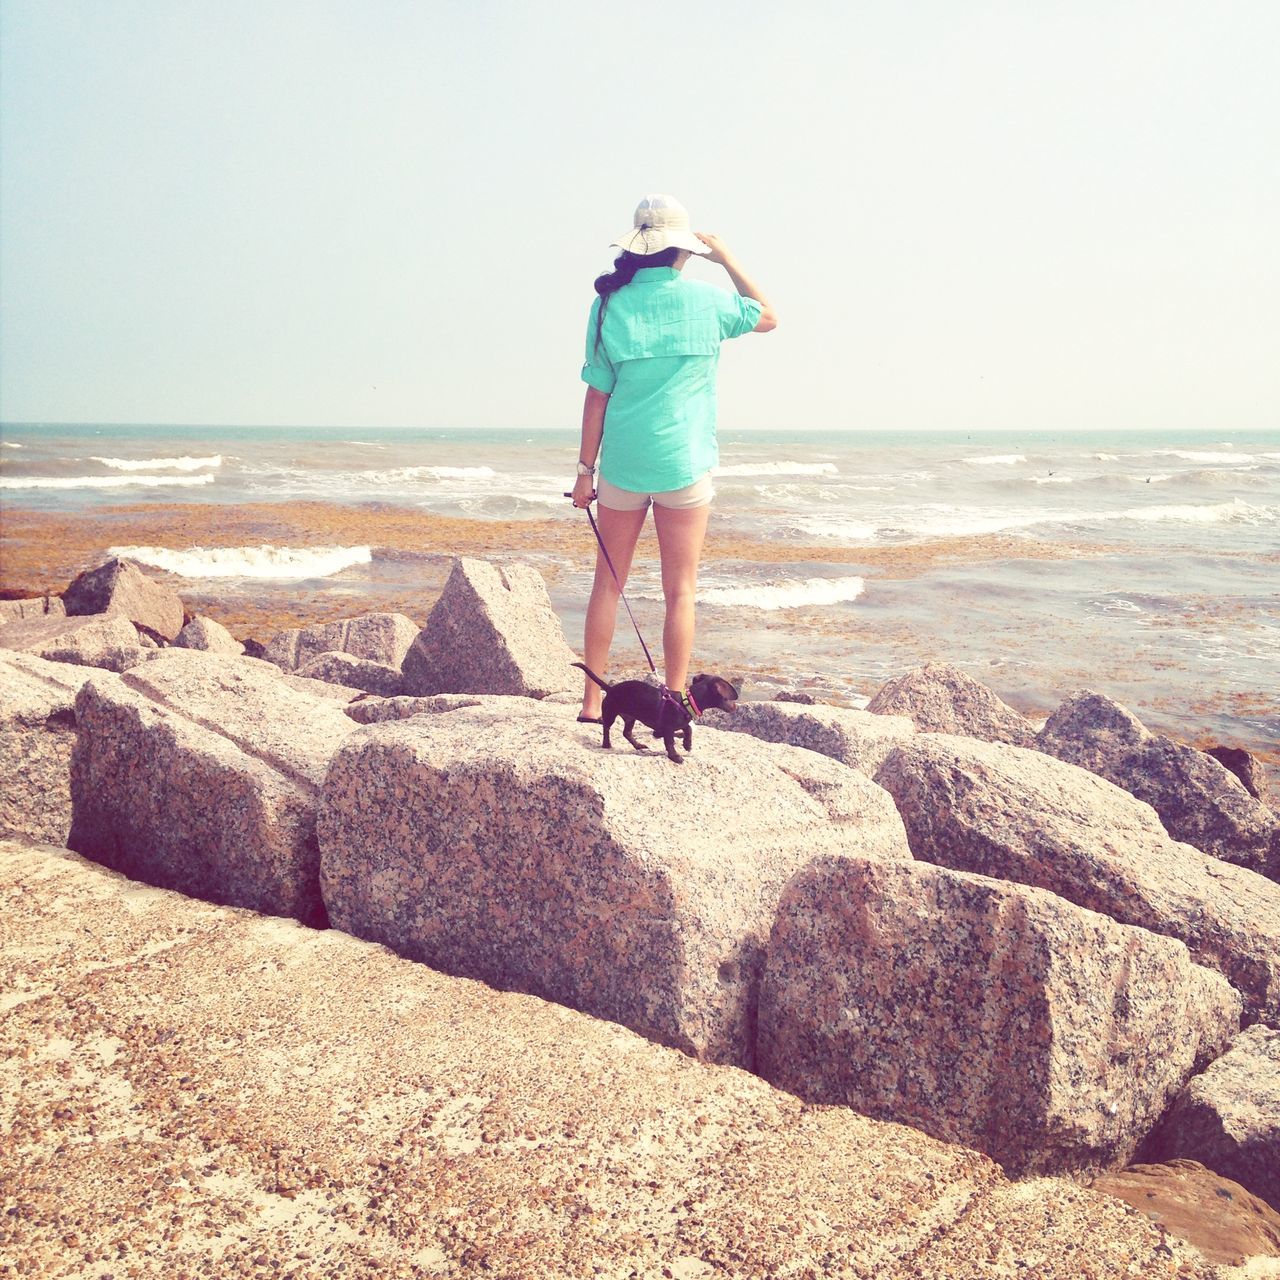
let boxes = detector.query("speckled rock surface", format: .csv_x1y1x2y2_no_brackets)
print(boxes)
61,556,185,640
876,734,1280,1025
0,838,1223,1280
400,558,576,698
1148,1025,1280,1212
295,650,405,696
0,611,147,672
757,855,1240,1176
865,662,1037,747
0,594,65,624
1205,746,1271,806
1038,690,1280,878
0,653,109,843
174,614,244,655
263,611,419,674
1090,1160,1280,1267
68,653,357,923
701,699,915,775
319,709,912,1068
344,692,561,724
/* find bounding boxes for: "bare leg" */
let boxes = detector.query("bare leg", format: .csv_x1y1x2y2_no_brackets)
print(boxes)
581,503,649,717
653,502,710,694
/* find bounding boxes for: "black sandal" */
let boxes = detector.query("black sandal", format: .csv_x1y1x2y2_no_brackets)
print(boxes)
576,714,602,724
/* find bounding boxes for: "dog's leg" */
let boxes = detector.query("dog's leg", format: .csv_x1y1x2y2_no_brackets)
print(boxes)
682,724,693,752
601,714,615,750
622,719,649,752
662,732,683,764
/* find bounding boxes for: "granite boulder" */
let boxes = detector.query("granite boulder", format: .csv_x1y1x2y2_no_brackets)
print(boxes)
757,856,1240,1176
318,707,913,1068
876,733,1280,1024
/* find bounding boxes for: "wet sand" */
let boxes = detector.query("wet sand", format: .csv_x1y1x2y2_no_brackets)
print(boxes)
2,499,1276,763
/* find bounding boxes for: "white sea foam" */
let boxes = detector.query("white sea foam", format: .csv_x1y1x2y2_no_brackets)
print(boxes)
425,465,497,479
343,440,385,447
1,441,23,449
1030,475,1074,485
784,515,881,542
698,576,866,610
1160,450,1255,465
0,473,216,490
1090,499,1276,526
635,575,865,610
91,454,222,471
107,544,373,579
1093,453,1120,461
715,461,839,477
965,454,1027,466
355,464,497,484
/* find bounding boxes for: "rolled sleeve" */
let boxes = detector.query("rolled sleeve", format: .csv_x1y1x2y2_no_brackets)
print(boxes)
718,292,764,340
582,300,617,393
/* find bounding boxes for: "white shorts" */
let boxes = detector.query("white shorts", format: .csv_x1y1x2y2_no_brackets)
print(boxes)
596,472,714,512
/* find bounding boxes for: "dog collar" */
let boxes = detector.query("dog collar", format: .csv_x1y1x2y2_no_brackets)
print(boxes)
682,688,701,717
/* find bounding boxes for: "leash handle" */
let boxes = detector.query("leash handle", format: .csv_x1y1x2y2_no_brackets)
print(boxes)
566,492,657,675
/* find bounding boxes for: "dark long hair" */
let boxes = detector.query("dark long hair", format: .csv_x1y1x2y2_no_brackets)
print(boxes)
592,248,680,354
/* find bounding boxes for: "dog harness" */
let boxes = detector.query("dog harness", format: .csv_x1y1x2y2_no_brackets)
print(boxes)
660,686,701,719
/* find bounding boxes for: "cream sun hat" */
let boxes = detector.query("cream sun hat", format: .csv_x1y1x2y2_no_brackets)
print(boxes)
610,193,709,257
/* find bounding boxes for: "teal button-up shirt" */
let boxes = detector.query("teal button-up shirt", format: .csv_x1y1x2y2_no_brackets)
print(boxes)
581,267,762,493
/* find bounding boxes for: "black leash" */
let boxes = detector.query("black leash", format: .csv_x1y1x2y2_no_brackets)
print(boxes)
565,493,657,674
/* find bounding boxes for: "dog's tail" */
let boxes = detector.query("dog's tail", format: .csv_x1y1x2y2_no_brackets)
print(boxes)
571,661,611,692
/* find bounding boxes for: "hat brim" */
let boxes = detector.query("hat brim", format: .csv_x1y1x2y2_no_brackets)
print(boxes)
610,226,709,256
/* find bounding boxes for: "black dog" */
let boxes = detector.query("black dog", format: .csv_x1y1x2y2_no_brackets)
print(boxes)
572,663,738,764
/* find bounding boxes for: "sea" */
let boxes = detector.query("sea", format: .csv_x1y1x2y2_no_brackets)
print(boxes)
2,421,1278,752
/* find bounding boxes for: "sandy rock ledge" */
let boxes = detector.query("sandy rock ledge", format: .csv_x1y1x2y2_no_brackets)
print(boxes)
0,837,1228,1279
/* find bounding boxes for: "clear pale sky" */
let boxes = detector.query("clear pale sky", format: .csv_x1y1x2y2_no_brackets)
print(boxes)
1,1,1277,432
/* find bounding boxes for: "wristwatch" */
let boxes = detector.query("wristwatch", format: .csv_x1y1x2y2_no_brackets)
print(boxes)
576,461,596,477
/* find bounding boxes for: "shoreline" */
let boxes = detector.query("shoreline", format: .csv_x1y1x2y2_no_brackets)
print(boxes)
2,498,1276,763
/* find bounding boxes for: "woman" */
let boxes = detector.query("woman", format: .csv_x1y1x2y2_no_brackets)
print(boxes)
571,194,776,723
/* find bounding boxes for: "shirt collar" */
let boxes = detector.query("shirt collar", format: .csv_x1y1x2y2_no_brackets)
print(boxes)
632,266,681,283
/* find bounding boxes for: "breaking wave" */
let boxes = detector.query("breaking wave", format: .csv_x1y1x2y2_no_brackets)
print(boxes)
1160,450,1255,465
715,461,839,477
107,544,374,579
697,576,866,610
0,473,216,490
91,454,222,471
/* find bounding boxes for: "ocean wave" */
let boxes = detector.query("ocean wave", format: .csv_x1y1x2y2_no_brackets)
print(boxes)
783,515,881,542
964,454,1027,466
0,473,216,490
108,544,373,579
1160,450,1255,465
715,462,839,477
242,464,498,491
698,576,866,610
1,441,23,449
91,454,222,471
1089,499,1277,527
764,494,1277,544
1029,475,1074,485
425,465,497,479
1093,453,1119,461
633,575,866,610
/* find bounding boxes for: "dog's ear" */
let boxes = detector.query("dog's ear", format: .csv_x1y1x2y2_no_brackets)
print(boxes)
693,672,709,683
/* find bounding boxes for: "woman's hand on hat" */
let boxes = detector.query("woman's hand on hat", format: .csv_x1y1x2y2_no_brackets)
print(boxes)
694,232,733,266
